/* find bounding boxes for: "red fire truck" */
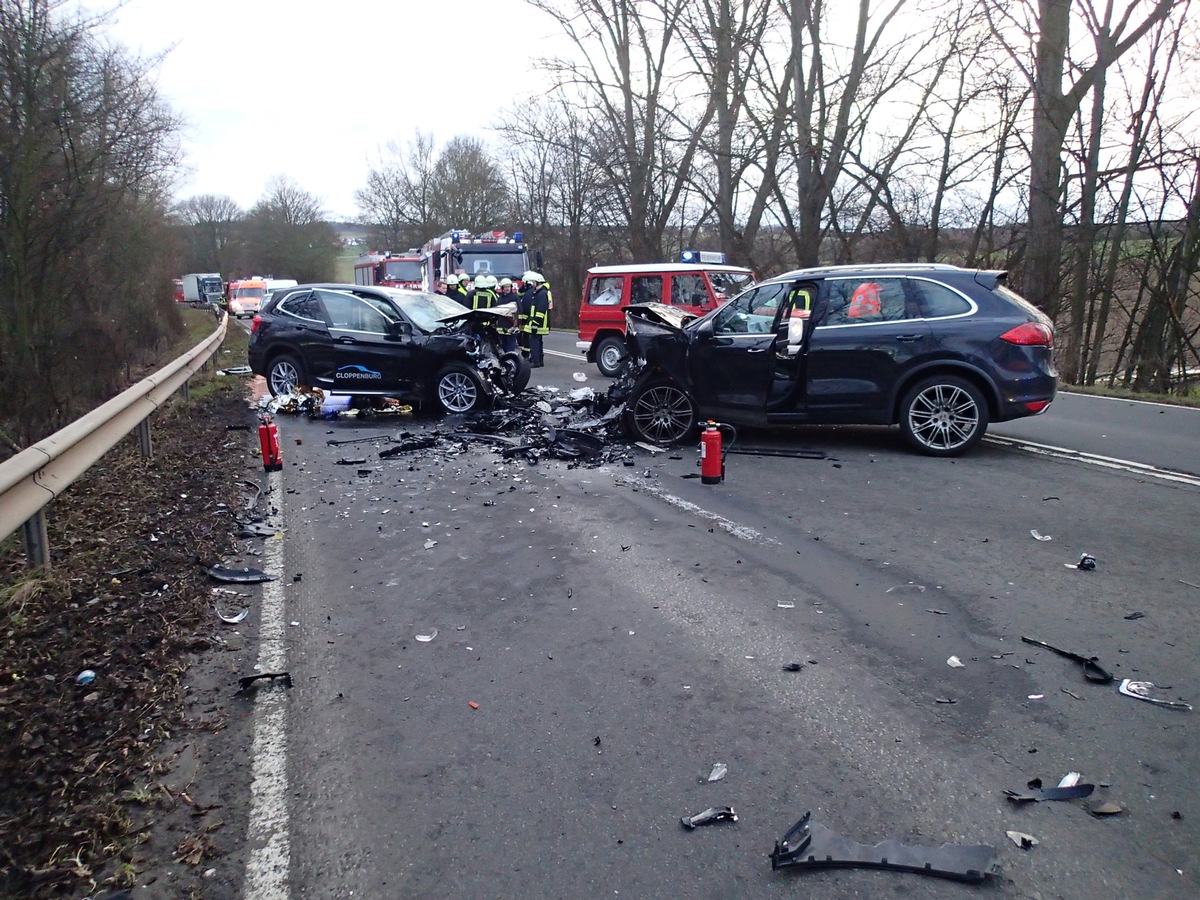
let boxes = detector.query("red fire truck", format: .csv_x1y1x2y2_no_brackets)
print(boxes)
353,250,424,290
421,231,531,291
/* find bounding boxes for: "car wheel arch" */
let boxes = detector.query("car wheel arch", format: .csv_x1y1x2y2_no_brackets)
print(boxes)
590,328,625,361
890,362,999,424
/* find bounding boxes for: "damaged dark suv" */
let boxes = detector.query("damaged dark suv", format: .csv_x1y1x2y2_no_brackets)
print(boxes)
621,264,1056,456
248,284,530,414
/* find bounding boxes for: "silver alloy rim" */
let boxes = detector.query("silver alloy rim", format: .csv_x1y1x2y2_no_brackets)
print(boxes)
438,371,478,412
270,360,299,395
599,341,623,372
907,383,979,451
632,385,694,444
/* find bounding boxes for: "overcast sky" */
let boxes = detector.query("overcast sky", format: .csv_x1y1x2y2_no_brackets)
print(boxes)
77,0,561,220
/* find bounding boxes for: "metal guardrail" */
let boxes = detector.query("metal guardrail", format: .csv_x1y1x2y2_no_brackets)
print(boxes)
0,312,229,567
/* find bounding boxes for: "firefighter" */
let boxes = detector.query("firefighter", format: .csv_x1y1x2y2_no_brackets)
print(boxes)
448,273,470,307
471,274,497,310
497,277,515,301
520,270,550,367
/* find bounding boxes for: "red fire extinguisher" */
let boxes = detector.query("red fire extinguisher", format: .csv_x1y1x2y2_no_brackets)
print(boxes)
258,415,283,472
700,420,729,484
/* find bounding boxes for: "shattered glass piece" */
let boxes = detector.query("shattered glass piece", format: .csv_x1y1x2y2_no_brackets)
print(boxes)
886,582,926,594
680,806,737,829
1030,529,1051,541
706,762,728,782
771,812,999,882
215,606,249,624
1057,772,1082,788
415,629,438,642
205,565,276,584
947,656,965,668
1118,678,1192,710
1006,830,1038,849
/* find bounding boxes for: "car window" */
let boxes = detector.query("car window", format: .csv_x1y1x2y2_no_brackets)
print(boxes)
351,291,403,323
587,276,624,306
669,273,707,306
629,275,663,305
709,271,754,299
277,291,324,322
822,278,909,325
911,279,973,318
318,290,391,333
712,282,788,334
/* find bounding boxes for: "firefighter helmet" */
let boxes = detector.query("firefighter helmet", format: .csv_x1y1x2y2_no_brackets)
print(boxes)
484,275,498,289
445,274,458,286
499,278,512,287
523,270,544,284
474,274,487,288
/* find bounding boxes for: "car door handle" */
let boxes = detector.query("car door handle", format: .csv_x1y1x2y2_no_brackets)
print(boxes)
336,336,357,344
894,334,925,342
747,347,768,353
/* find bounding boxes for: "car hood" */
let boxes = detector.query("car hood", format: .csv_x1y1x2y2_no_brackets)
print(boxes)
624,303,691,378
625,302,696,331
437,301,519,326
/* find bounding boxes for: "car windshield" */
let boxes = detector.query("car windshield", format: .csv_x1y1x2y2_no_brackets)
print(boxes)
233,287,265,299
391,291,468,332
383,260,423,281
709,271,755,298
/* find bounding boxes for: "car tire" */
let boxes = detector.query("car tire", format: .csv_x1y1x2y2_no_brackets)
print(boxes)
500,351,531,393
899,375,989,456
436,364,488,414
595,336,629,377
267,353,305,397
625,380,696,445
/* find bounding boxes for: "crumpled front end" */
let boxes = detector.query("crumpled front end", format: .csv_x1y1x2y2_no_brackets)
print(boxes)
623,303,692,382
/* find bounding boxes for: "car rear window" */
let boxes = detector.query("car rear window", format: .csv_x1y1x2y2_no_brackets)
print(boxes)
823,277,909,325
994,284,1046,319
911,279,973,318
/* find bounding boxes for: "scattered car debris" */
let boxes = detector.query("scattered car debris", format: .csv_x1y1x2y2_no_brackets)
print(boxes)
336,457,368,465
706,763,728,783
468,700,479,709
379,436,440,457
204,565,276,584
236,672,292,694
1030,529,1052,541
1066,552,1097,570
1057,772,1082,788
238,522,281,538
935,697,957,704
415,629,438,642
1089,800,1126,817
1003,782,1094,803
1020,636,1113,684
1118,679,1192,711
1028,694,1045,701
726,447,827,460
770,812,999,882
925,608,948,615
326,433,391,447
680,807,738,829
947,656,965,668
217,365,253,376
782,663,805,672
1123,611,1145,620
240,479,263,512
776,600,796,609
886,582,926,594
215,606,249,624
75,669,96,686
1006,830,1039,850
423,540,438,550
1061,688,1083,700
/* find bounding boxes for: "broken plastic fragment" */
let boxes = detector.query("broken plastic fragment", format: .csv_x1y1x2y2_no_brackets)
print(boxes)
781,663,804,672
706,762,728,782
205,565,276,584
770,812,999,882
1057,772,1082,788
1006,830,1038,850
1066,552,1097,570
424,540,438,550
238,522,282,538
572,372,588,382
1089,800,1125,817
75,669,96,686
215,606,249,624
236,672,292,693
1124,611,1145,620
1030,529,1052,541
776,600,795,609
947,656,965,668
415,629,438,642
886,582,925,594
680,807,737,829
1020,636,1113,684
1003,782,1094,803
1118,678,1192,711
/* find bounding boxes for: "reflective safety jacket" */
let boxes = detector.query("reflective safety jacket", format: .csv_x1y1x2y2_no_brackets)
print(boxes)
519,285,550,334
452,284,470,307
471,288,497,310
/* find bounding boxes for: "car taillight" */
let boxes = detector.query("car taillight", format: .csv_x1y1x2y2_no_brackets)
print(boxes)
1000,322,1053,348
1025,400,1052,413
250,315,263,332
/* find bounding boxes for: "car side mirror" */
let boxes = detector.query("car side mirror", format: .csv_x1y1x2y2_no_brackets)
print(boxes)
695,318,715,340
780,312,811,356
387,320,412,340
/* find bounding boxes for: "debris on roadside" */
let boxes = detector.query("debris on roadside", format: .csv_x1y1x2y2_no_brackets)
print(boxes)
217,365,253,376
236,672,292,694
238,522,281,538
770,812,999,882
75,669,96,686
204,564,276,584
705,762,728,783
214,605,249,624
1118,679,1192,711
947,656,965,668
415,629,438,642
680,807,738,829
1020,636,1113,684
1003,780,1094,803
1123,611,1145,620
781,663,805,672
1030,529,1052,541
1006,830,1038,850
1089,800,1126,817
886,582,925,594
1066,552,1097,571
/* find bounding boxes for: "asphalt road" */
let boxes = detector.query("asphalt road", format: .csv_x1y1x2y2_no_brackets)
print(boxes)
222,328,1199,899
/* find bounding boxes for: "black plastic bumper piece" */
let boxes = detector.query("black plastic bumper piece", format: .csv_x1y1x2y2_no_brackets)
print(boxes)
770,812,999,884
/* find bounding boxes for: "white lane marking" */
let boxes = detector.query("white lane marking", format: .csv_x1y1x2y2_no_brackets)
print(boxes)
244,468,290,899
1059,389,1200,412
615,475,777,544
546,348,585,360
985,435,1200,487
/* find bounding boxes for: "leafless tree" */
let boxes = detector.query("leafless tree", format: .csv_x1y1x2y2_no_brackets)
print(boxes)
175,193,243,272
244,177,338,282
429,136,510,232
356,132,438,250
